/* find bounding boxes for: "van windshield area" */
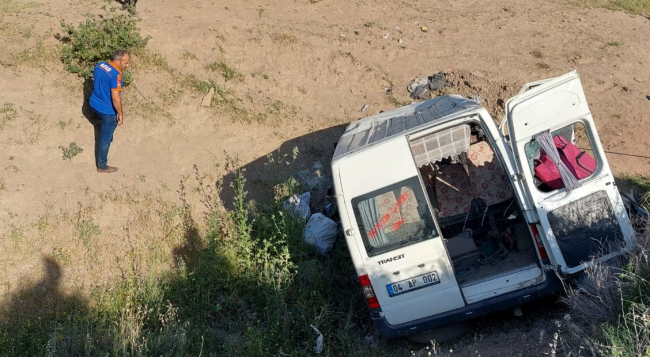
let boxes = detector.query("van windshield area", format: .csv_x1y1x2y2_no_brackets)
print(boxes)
352,177,438,257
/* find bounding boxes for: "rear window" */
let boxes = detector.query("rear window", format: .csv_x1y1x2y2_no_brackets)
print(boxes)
352,177,438,257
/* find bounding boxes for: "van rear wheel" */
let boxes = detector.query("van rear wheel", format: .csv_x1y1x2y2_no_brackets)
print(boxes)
406,322,470,344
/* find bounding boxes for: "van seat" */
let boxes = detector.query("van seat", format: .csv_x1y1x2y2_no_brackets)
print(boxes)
467,141,513,206
435,163,473,217
398,187,421,223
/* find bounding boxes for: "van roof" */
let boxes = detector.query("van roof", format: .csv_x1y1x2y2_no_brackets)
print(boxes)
332,95,481,160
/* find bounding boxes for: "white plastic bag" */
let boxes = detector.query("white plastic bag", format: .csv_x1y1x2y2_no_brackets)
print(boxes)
309,324,324,354
303,213,338,255
283,192,311,221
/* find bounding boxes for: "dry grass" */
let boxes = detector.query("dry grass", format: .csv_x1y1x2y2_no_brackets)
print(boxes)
0,0,40,14
0,184,187,302
560,222,650,356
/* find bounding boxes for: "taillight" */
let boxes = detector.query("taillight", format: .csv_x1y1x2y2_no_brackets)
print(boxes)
530,224,548,260
359,274,380,309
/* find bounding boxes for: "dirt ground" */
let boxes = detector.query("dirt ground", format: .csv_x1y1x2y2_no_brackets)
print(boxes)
1,0,649,355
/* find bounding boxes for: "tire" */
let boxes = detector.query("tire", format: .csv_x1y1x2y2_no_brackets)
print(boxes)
406,322,470,344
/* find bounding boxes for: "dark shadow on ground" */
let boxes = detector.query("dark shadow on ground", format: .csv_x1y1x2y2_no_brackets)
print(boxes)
173,179,203,268
0,256,88,349
219,124,347,213
82,78,100,167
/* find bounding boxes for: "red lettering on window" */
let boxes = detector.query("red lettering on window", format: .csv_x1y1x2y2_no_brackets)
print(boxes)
392,217,405,232
367,191,412,239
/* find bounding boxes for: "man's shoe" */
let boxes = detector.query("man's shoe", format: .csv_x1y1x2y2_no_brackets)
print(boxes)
97,166,119,173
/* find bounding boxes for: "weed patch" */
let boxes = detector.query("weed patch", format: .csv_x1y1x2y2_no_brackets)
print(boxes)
59,142,84,161
76,219,101,247
0,0,40,14
270,32,299,45
205,60,244,82
573,0,650,16
134,49,174,74
0,103,17,130
181,74,215,94
0,156,406,356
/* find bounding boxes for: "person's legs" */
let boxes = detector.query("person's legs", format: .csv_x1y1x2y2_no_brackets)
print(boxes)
96,112,118,170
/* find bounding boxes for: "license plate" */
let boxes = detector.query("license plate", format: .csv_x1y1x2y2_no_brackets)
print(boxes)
386,271,440,297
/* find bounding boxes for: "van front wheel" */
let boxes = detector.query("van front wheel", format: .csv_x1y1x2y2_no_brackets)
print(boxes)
406,322,470,344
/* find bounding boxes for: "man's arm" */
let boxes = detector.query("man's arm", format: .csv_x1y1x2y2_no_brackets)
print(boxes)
111,91,124,126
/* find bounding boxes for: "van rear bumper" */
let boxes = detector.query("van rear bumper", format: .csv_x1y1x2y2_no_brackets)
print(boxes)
371,270,563,339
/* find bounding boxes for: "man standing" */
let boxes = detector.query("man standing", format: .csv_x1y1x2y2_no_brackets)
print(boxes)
89,50,130,173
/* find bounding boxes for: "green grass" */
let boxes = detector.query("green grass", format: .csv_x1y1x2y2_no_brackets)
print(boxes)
0,0,40,14
623,174,650,193
58,142,84,161
0,157,408,356
181,74,216,93
561,172,650,355
205,60,244,82
135,49,175,74
573,0,650,16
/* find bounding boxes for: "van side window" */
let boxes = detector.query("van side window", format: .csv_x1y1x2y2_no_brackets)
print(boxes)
525,122,598,192
352,177,438,257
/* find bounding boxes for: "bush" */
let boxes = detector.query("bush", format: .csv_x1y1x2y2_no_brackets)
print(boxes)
59,13,149,84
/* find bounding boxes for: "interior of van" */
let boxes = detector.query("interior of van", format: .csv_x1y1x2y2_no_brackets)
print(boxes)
412,122,540,288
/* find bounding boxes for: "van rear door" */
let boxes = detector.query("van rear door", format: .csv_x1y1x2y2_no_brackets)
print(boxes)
505,71,635,276
337,136,465,325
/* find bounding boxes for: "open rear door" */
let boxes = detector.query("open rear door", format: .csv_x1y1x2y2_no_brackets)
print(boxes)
506,71,635,276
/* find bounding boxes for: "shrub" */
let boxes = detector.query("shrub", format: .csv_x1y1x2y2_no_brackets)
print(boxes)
59,13,149,84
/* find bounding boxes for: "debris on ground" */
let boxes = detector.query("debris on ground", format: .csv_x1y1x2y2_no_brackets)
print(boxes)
295,161,331,190
309,324,324,353
283,192,311,221
361,104,369,112
428,71,453,91
304,213,338,255
407,71,453,99
200,87,214,107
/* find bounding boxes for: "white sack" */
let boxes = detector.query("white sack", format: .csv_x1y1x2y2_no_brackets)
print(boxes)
303,213,338,255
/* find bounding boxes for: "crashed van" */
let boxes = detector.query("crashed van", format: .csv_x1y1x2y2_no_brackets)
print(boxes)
331,71,636,339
